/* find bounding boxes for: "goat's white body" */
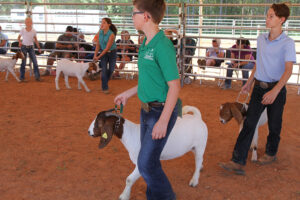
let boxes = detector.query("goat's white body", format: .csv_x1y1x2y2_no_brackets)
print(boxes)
0,58,20,82
55,59,92,92
240,104,268,161
89,106,208,200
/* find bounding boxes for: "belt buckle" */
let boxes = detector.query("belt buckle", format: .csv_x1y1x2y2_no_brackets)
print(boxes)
259,81,268,89
141,102,150,112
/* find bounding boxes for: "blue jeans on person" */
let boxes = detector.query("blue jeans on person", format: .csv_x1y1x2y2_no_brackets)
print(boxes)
0,48,7,54
137,103,178,200
232,84,286,165
224,62,255,87
20,46,40,80
99,49,117,91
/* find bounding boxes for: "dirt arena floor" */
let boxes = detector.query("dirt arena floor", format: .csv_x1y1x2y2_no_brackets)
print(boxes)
0,72,299,200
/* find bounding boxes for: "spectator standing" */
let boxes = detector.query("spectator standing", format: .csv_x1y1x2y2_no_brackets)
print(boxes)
18,17,42,81
93,18,117,94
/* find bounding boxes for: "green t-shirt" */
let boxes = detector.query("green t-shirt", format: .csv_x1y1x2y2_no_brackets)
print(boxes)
137,30,179,103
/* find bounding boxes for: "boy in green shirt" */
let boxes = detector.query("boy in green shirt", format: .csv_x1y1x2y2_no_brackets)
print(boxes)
114,0,180,199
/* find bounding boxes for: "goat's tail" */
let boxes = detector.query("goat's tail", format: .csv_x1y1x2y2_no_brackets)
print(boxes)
182,105,202,118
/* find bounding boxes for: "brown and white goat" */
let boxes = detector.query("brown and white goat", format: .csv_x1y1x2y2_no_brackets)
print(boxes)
88,106,208,200
219,102,268,161
0,52,25,82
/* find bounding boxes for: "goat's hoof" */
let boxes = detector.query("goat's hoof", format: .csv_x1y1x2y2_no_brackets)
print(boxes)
119,195,129,200
189,179,198,187
56,88,60,91
86,90,91,93
67,87,71,90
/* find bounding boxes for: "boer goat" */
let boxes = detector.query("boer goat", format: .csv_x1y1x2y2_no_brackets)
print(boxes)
219,102,268,161
0,51,25,82
88,105,208,200
55,59,98,92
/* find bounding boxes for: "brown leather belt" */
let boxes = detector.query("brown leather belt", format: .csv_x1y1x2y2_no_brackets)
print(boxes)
141,101,165,112
254,79,278,89
22,45,33,48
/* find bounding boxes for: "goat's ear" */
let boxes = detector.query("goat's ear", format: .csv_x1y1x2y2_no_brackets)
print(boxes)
230,104,243,124
98,121,114,149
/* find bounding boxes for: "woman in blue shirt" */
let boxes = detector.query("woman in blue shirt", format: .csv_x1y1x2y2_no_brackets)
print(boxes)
94,18,117,94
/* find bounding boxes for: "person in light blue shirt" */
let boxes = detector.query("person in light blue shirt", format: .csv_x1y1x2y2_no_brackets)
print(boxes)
93,18,117,94
0,25,8,54
220,3,297,175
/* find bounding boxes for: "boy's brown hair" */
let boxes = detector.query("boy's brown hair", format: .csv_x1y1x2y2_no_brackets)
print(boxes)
133,0,166,24
271,3,290,24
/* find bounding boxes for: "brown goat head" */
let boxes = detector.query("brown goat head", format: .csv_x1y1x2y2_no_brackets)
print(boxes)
93,110,124,149
219,102,247,124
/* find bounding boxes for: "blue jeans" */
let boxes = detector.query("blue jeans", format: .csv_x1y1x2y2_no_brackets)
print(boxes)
99,50,117,91
0,48,7,54
138,103,178,200
20,46,40,79
225,62,255,86
232,84,286,165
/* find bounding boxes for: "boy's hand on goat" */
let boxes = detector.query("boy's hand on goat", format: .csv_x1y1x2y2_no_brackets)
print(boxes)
152,120,168,140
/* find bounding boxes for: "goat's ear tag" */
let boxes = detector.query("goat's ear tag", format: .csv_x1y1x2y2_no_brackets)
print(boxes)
102,132,108,139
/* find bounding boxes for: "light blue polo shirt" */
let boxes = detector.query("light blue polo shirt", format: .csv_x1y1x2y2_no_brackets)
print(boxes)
98,29,116,51
0,32,8,49
255,32,296,82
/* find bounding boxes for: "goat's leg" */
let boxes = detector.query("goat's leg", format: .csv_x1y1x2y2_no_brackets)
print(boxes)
119,166,140,200
189,147,204,187
77,77,82,90
7,68,20,82
55,70,62,90
77,77,90,92
64,75,71,89
251,127,259,162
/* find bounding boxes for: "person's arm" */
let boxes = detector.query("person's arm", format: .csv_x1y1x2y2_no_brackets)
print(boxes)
93,36,100,60
217,50,224,58
17,34,22,47
96,34,115,60
165,29,178,35
34,36,41,53
152,79,180,140
261,62,293,105
230,52,237,67
241,64,256,94
238,53,251,67
0,39,6,47
114,85,138,106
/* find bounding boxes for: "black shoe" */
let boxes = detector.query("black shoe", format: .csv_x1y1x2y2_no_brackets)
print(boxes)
35,78,42,82
41,70,50,76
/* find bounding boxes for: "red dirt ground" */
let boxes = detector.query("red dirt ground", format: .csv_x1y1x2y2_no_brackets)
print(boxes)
0,72,299,200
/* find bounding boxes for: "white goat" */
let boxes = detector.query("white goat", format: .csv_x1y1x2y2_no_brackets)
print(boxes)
0,52,25,82
88,105,208,200
219,102,268,161
55,59,98,92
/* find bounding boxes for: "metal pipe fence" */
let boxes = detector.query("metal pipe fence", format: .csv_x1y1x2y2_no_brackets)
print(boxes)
0,2,299,94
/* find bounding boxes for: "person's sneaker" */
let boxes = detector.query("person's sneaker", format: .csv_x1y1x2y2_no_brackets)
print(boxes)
220,84,231,90
35,77,43,82
103,90,110,94
219,161,245,175
257,154,277,165
41,70,50,76
19,79,27,83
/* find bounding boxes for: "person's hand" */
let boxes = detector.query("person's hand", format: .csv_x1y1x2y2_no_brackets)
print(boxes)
38,48,41,54
261,89,279,105
18,42,22,47
241,81,252,94
232,63,238,68
114,92,129,106
152,119,168,140
67,44,73,49
93,55,100,61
